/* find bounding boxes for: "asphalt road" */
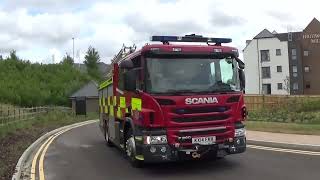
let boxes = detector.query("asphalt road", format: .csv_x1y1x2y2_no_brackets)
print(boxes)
43,123,320,180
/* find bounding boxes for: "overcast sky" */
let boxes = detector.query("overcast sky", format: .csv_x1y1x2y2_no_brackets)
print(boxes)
0,0,318,63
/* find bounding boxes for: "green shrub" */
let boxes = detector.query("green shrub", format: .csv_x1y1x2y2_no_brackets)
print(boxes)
0,58,90,107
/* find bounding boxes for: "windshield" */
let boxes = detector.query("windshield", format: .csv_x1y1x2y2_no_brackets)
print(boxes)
146,57,240,94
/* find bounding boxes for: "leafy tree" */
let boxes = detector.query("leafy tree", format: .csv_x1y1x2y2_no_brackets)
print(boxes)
62,53,74,65
0,57,90,107
9,50,19,61
84,46,102,81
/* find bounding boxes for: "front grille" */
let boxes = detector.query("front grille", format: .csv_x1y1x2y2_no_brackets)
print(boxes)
172,114,229,123
179,128,227,136
173,106,230,114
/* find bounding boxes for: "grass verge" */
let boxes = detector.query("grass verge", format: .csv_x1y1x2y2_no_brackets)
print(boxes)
246,121,320,135
0,111,98,180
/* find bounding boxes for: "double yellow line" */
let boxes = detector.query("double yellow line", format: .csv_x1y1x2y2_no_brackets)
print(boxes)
30,121,94,180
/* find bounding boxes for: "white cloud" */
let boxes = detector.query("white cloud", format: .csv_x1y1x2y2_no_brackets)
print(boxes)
0,0,319,63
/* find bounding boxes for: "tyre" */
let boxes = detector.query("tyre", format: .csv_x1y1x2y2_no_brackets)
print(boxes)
105,120,113,147
125,128,143,168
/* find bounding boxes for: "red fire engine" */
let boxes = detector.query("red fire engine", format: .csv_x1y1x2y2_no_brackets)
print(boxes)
98,34,247,167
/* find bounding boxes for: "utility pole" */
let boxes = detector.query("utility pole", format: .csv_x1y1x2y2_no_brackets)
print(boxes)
72,37,75,61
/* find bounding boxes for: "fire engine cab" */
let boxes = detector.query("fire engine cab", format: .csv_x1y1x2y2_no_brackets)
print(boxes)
98,34,247,167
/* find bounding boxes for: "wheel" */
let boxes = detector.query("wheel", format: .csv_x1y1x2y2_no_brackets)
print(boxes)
105,120,113,147
125,129,143,168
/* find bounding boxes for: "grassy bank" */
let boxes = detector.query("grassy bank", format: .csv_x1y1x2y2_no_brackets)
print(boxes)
245,98,320,135
246,121,320,135
0,111,98,180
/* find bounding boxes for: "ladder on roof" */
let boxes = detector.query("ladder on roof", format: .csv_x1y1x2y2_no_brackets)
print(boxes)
105,44,136,79
111,44,136,64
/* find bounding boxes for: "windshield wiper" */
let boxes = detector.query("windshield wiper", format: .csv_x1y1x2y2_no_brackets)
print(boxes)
151,89,198,95
166,89,199,95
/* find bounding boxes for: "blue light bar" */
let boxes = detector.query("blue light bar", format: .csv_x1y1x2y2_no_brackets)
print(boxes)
151,34,232,44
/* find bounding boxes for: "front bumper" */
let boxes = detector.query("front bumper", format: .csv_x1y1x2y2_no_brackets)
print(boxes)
137,136,246,163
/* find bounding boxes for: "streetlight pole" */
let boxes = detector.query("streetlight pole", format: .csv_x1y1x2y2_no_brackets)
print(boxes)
72,37,75,61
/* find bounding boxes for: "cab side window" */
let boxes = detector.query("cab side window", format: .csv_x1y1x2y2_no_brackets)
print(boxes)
118,68,125,90
131,56,142,90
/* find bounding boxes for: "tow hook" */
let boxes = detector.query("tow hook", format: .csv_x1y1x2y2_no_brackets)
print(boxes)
192,152,201,158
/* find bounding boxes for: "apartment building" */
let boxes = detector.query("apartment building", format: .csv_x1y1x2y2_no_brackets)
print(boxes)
244,18,320,95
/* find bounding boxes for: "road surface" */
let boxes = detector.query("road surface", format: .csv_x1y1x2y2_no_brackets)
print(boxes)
41,123,320,180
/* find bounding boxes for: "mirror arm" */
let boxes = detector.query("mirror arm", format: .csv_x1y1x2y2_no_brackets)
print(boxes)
135,89,142,94
235,57,245,69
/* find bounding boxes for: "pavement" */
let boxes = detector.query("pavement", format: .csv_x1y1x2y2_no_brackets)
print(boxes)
246,130,320,152
14,121,320,180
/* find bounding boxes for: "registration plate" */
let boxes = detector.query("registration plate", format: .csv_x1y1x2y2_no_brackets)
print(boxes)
192,136,216,145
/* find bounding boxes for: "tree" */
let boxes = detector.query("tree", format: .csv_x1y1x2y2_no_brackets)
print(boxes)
62,53,74,65
84,46,102,81
9,50,19,61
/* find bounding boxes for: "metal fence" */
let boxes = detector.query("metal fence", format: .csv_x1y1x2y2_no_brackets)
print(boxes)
0,105,72,126
244,94,320,111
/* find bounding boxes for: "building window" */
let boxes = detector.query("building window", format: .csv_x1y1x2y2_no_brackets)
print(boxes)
292,66,297,73
261,50,270,62
292,65,298,77
262,84,271,94
293,82,299,90
292,49,297,60
276,49,281,56
288,32,293,41
277,66,282,72
262,67,271,78
277,83,283,90
306,81,311,89
304,66,310,73
304,50,309,56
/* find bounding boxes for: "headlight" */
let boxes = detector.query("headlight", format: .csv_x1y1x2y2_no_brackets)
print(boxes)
235,128,246,137
144,135,167,145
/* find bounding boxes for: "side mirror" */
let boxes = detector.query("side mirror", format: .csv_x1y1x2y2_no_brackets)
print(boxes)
235,57,245,69
119,60,134,69
124,70,137,91
239,69,245,91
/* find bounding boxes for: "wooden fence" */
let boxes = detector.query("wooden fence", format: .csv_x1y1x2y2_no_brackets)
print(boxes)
0,105,72,126
244,95,320,111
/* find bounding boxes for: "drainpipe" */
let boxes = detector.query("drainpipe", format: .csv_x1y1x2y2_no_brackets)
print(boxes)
257,39,261,94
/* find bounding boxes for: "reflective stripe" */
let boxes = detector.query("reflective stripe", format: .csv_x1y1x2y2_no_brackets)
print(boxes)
135,136,143,141
120,97,126,108
117,107,122,118
102,96,106,106
131,98,142,111
110,106,114,116
135,155,144,161
108,96,111,106
105,106,108,113
99,78,113,90
113,96,117,106
125,108,129,113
